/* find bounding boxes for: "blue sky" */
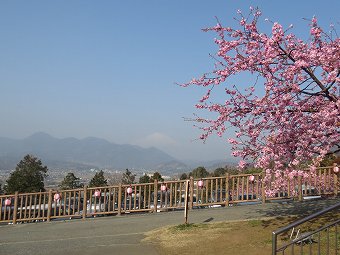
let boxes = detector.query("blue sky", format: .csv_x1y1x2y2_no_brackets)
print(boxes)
0,0,339,161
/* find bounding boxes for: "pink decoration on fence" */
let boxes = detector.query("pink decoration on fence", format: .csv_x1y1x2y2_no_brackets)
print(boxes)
54,193,61,202
94,190,101,197
127,186,133,195
4,198,11,206
334,166,339,173
249,175,255,182
161,184,167,192
197,180,204,188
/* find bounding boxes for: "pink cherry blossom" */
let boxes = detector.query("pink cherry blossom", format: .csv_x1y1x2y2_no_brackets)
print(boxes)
181,7,339,193
238,160,247,169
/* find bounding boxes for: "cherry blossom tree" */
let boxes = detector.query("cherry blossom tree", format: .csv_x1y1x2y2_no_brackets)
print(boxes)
182,7,339,194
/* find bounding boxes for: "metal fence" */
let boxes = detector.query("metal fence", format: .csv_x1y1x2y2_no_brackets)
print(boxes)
272,201,340,254
1,166,338,224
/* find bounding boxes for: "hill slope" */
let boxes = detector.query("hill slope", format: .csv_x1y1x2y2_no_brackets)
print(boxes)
0,132,186,171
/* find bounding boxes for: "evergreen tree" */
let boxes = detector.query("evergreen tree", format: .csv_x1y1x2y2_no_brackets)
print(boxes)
89,170,107,187
189,166,209,179
121,169,136,184
150,172,164,182
179,173,188,180
59,172,83,190
139,174,151,184
5,154,48,194
212,167,227,177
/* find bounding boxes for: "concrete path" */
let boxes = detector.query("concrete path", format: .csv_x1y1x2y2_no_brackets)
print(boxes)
0,198,339,255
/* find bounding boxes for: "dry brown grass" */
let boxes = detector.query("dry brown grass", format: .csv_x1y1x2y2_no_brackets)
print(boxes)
143,217,297,255
144,218,291,255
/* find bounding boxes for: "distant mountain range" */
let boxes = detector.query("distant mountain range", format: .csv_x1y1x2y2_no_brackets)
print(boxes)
0,132,188,171
0,132,237,173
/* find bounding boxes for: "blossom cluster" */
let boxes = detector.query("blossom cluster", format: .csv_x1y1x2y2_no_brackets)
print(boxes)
182,7,339,191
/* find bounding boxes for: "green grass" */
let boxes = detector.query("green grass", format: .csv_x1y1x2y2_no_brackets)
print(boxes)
172,223,201,231
248,219,262,227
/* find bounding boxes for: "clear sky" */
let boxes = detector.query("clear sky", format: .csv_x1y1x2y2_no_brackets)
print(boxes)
0,0,338,161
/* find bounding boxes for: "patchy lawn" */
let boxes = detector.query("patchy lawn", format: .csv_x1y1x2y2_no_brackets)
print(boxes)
143,213,340,255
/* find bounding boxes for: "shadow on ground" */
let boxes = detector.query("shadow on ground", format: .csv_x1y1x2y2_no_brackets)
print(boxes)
251,197,340,229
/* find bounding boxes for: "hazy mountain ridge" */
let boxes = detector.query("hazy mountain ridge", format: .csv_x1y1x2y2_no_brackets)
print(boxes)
0,132,185,171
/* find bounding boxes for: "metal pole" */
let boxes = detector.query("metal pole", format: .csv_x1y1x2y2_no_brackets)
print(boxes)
272,232,277,255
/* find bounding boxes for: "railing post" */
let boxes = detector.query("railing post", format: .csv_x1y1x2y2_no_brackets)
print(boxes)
82,186,87,220
261,172,266,204
298,176,303,201
272,231,277,255
117,184,122,216
12,191,18,224
334,163,338,197
334,173,338,197
225,174,230,207
189,176,194,210
153,180,158,212
184,180,189,224
47,189,52,222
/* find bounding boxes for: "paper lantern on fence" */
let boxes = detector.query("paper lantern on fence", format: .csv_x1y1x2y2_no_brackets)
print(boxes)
54,193,61,202
4,198,11,206
197,180,204,189
161,184,167,192
249,175,255,182
94,190,101,197
334,166,339,174
127,186,133,195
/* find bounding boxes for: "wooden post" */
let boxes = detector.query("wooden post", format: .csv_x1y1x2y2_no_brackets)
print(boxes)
117,184,122,216
82,186,87,220
261,172,266,204
225,174,230,207
47,189,52,222
334,173,338,197
334,163,338,197
12,191,18,224
184,180,189,224
298,176,303,201
153,180,158,213
189,177,194,210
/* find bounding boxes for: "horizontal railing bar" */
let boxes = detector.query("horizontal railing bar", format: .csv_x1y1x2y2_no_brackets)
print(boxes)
276,218,340,252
